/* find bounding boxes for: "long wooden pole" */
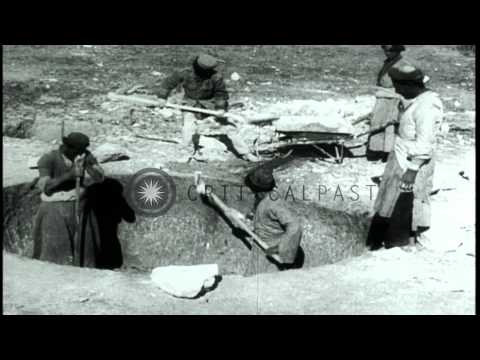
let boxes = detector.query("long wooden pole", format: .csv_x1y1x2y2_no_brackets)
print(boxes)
62,118,82,266
107,92,244,123
194,172,282,264
73,174,81,266
107,92,279,125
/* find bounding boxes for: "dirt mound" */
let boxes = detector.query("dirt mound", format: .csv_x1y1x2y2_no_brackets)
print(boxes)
262,97,374,120
242,97,375,139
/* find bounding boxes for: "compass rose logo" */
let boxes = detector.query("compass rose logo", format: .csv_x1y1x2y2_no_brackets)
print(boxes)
138,179,165,206
127,168,176,217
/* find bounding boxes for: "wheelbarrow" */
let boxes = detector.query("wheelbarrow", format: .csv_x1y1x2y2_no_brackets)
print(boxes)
255,122,356,164
276,130,354,163
252,113,390,164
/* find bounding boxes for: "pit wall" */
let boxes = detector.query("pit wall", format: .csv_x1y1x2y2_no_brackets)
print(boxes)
3,174,369,275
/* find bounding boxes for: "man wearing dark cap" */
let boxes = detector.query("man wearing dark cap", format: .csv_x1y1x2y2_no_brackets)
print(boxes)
153,54,259,162
33,132,105,267
243,167,303,276
367,64,443,251
368,45,411,161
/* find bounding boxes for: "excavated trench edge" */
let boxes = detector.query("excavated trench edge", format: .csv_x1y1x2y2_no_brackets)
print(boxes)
3,172,370,276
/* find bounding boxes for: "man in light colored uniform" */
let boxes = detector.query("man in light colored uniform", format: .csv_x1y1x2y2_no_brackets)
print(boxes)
367,64,444,250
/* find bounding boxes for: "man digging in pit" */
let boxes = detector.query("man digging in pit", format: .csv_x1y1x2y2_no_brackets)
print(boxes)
243,167,303,276
152,53,260,162
367,64,444,251
33,132,105,267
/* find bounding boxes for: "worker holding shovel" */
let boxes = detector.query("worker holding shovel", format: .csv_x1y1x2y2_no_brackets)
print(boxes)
243,167,303,276
196,167,303,276
33,132,105,267
152,53,260,162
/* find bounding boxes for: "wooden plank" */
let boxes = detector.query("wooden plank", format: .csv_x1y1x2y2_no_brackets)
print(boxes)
134,134,179,144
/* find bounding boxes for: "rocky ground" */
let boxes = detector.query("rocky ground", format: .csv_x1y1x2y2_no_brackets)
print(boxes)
2,45,476,315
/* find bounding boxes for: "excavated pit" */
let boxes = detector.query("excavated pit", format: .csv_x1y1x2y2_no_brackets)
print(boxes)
3,173,370,275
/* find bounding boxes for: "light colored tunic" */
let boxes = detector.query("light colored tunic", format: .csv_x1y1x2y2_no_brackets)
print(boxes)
394,91,444,171
374,90,444,231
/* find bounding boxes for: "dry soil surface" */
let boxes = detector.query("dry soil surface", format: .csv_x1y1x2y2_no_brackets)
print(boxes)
2,45,476,315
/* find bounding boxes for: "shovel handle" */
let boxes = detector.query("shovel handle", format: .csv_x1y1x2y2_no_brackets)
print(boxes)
107,92,244,123
75,176,81,226
194,172,282,263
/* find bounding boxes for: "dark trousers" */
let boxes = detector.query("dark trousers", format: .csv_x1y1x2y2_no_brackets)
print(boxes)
367,192,414,250
243,246,305,277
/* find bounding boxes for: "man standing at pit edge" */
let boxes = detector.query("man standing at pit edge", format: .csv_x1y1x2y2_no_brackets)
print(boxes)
367,45,411,162
153,53,260,162
367,64,443,251
33,132,105,267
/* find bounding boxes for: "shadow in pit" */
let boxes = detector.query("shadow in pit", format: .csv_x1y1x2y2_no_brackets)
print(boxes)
85,178,136,270
279,246,305,271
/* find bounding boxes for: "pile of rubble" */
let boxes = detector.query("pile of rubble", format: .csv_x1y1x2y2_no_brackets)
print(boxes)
261,96,375,118
188,96,378,162
252,96,375,134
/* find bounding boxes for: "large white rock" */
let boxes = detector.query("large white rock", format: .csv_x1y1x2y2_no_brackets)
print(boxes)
151,264,219,299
